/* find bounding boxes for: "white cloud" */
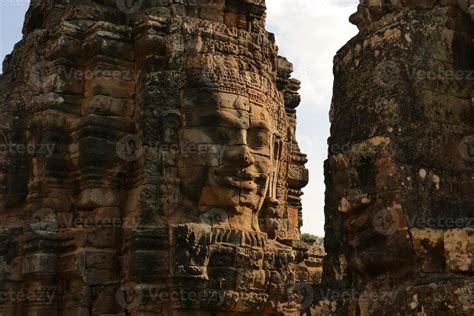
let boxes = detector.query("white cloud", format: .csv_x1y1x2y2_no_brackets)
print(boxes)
267,0,358,236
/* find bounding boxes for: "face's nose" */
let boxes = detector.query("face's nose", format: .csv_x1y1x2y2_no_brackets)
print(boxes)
223,144,255,168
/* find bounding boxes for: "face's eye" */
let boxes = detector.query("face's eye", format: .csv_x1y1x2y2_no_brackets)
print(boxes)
207,127,232,144
247,128,270,149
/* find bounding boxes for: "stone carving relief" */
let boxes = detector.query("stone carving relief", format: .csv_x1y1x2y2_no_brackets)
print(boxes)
0,1,313,315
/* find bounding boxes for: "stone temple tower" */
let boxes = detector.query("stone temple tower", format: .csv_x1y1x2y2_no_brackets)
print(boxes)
320,1,474,315
0,0,316,315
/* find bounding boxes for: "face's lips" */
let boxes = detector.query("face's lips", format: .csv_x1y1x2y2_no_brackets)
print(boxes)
219,176,258,191
214,168,257,179
212,168,262,192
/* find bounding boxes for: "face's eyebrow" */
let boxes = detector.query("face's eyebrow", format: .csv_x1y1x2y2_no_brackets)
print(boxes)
250,112,272,130
197,109,249,129
250,120,271,130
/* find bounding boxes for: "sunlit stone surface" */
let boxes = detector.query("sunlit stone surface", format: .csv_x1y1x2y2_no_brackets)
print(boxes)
0,0,321,315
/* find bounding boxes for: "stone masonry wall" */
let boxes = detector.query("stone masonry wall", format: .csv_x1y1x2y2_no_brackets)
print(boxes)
319,1,473,315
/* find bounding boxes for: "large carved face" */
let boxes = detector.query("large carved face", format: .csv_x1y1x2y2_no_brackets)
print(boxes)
334,154,415,277
179,69,277,231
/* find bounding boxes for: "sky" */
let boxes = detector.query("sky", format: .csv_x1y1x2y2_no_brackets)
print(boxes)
0,0,359,236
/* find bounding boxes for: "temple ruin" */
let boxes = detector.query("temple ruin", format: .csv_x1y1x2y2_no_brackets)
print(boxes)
0,0,473,315
319,1,473,315
0,0,317,314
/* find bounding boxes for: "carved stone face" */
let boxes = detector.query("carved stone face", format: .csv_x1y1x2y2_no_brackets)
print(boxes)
335,156,415,277
180,83,275,231
346,204,415,277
